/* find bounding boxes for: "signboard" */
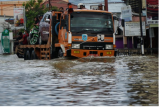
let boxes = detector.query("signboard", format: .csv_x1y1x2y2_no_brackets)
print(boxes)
125,22,146,36
14,8,25,28
121,5,132,22
146,0,159,24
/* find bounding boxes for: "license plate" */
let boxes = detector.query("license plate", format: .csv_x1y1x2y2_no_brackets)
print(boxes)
74,51,80,53
107,52,112,54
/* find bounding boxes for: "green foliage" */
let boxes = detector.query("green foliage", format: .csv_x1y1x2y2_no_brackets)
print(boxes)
23,0,58,31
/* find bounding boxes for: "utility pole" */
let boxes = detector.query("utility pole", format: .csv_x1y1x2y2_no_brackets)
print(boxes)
104,0,108,11
49,0,51,10
138,0,144,55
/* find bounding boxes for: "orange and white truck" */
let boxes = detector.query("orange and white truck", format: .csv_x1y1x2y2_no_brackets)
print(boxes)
16,5,117,60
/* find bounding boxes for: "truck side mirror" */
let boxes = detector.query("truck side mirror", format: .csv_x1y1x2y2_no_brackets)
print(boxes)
121,19,125,27
113,16,117,20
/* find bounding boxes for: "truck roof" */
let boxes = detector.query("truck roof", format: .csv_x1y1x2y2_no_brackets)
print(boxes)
72,9,112,14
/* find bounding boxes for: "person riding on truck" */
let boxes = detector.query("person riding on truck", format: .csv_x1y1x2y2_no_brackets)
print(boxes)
19,30,29,45
38,15,43,22
78,3,85,9
59,7,64,12
15,32,23,45
34,17,39,26
14,32,23,51
98,4,103,10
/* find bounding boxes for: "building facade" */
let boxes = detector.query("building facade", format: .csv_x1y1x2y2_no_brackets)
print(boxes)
122,0,158,52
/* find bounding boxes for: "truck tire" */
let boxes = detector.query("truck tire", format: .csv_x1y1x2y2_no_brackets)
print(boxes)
114,50,117,57
16,47,24,58
17,52,23,58
24,50,31,60
30,50,37,60
58,49,64,58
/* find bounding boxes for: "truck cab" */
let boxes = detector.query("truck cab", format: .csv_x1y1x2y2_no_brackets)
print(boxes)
52,9,116,58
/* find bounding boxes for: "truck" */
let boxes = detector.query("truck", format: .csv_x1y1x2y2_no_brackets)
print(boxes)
16,5,117,60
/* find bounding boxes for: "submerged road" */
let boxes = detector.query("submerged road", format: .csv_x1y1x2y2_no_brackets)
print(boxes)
0,55,158,106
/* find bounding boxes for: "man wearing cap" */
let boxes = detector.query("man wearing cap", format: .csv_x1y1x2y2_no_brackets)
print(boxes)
78,3,85,9
98,4,103,10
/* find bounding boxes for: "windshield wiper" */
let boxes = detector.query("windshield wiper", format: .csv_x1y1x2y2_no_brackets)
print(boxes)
91,31,105,34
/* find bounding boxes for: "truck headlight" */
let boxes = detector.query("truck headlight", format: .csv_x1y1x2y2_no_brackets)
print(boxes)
72,44,80,49
105,44,113,49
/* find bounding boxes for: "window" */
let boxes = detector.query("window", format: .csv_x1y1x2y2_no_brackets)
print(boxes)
70,12,114,34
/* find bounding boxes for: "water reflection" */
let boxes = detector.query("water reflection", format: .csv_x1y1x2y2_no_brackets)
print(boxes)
126,56,158,106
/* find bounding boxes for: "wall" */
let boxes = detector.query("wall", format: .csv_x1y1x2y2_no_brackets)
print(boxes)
132,16,146,22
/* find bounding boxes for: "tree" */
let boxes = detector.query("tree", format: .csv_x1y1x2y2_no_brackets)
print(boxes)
23,0,58,31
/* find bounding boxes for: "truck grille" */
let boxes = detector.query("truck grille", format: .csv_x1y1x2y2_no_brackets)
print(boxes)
79,42,110,50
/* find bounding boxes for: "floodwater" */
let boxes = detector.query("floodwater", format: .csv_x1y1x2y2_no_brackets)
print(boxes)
0,55,158,106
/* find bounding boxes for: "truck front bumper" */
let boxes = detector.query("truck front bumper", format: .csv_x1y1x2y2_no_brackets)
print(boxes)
67,49,115,58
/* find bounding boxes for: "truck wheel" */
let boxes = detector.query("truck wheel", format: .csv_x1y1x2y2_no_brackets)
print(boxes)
17,52,20,58
17,52,24,58
58,49,64,58
31,50,37,60
24,50,31,60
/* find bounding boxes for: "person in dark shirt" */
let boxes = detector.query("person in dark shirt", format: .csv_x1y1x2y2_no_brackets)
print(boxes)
14,32,23,51
38,15,43,22
16,32,23,43
34,17,39,25
19,30,29,45
98,4,103,10
59,7,64,12
77,3,85,9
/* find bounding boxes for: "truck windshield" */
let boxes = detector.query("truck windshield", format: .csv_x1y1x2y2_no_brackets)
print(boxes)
70,12,114,34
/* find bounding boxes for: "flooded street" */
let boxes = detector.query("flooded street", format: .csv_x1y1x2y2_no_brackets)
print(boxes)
0,54,158,106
